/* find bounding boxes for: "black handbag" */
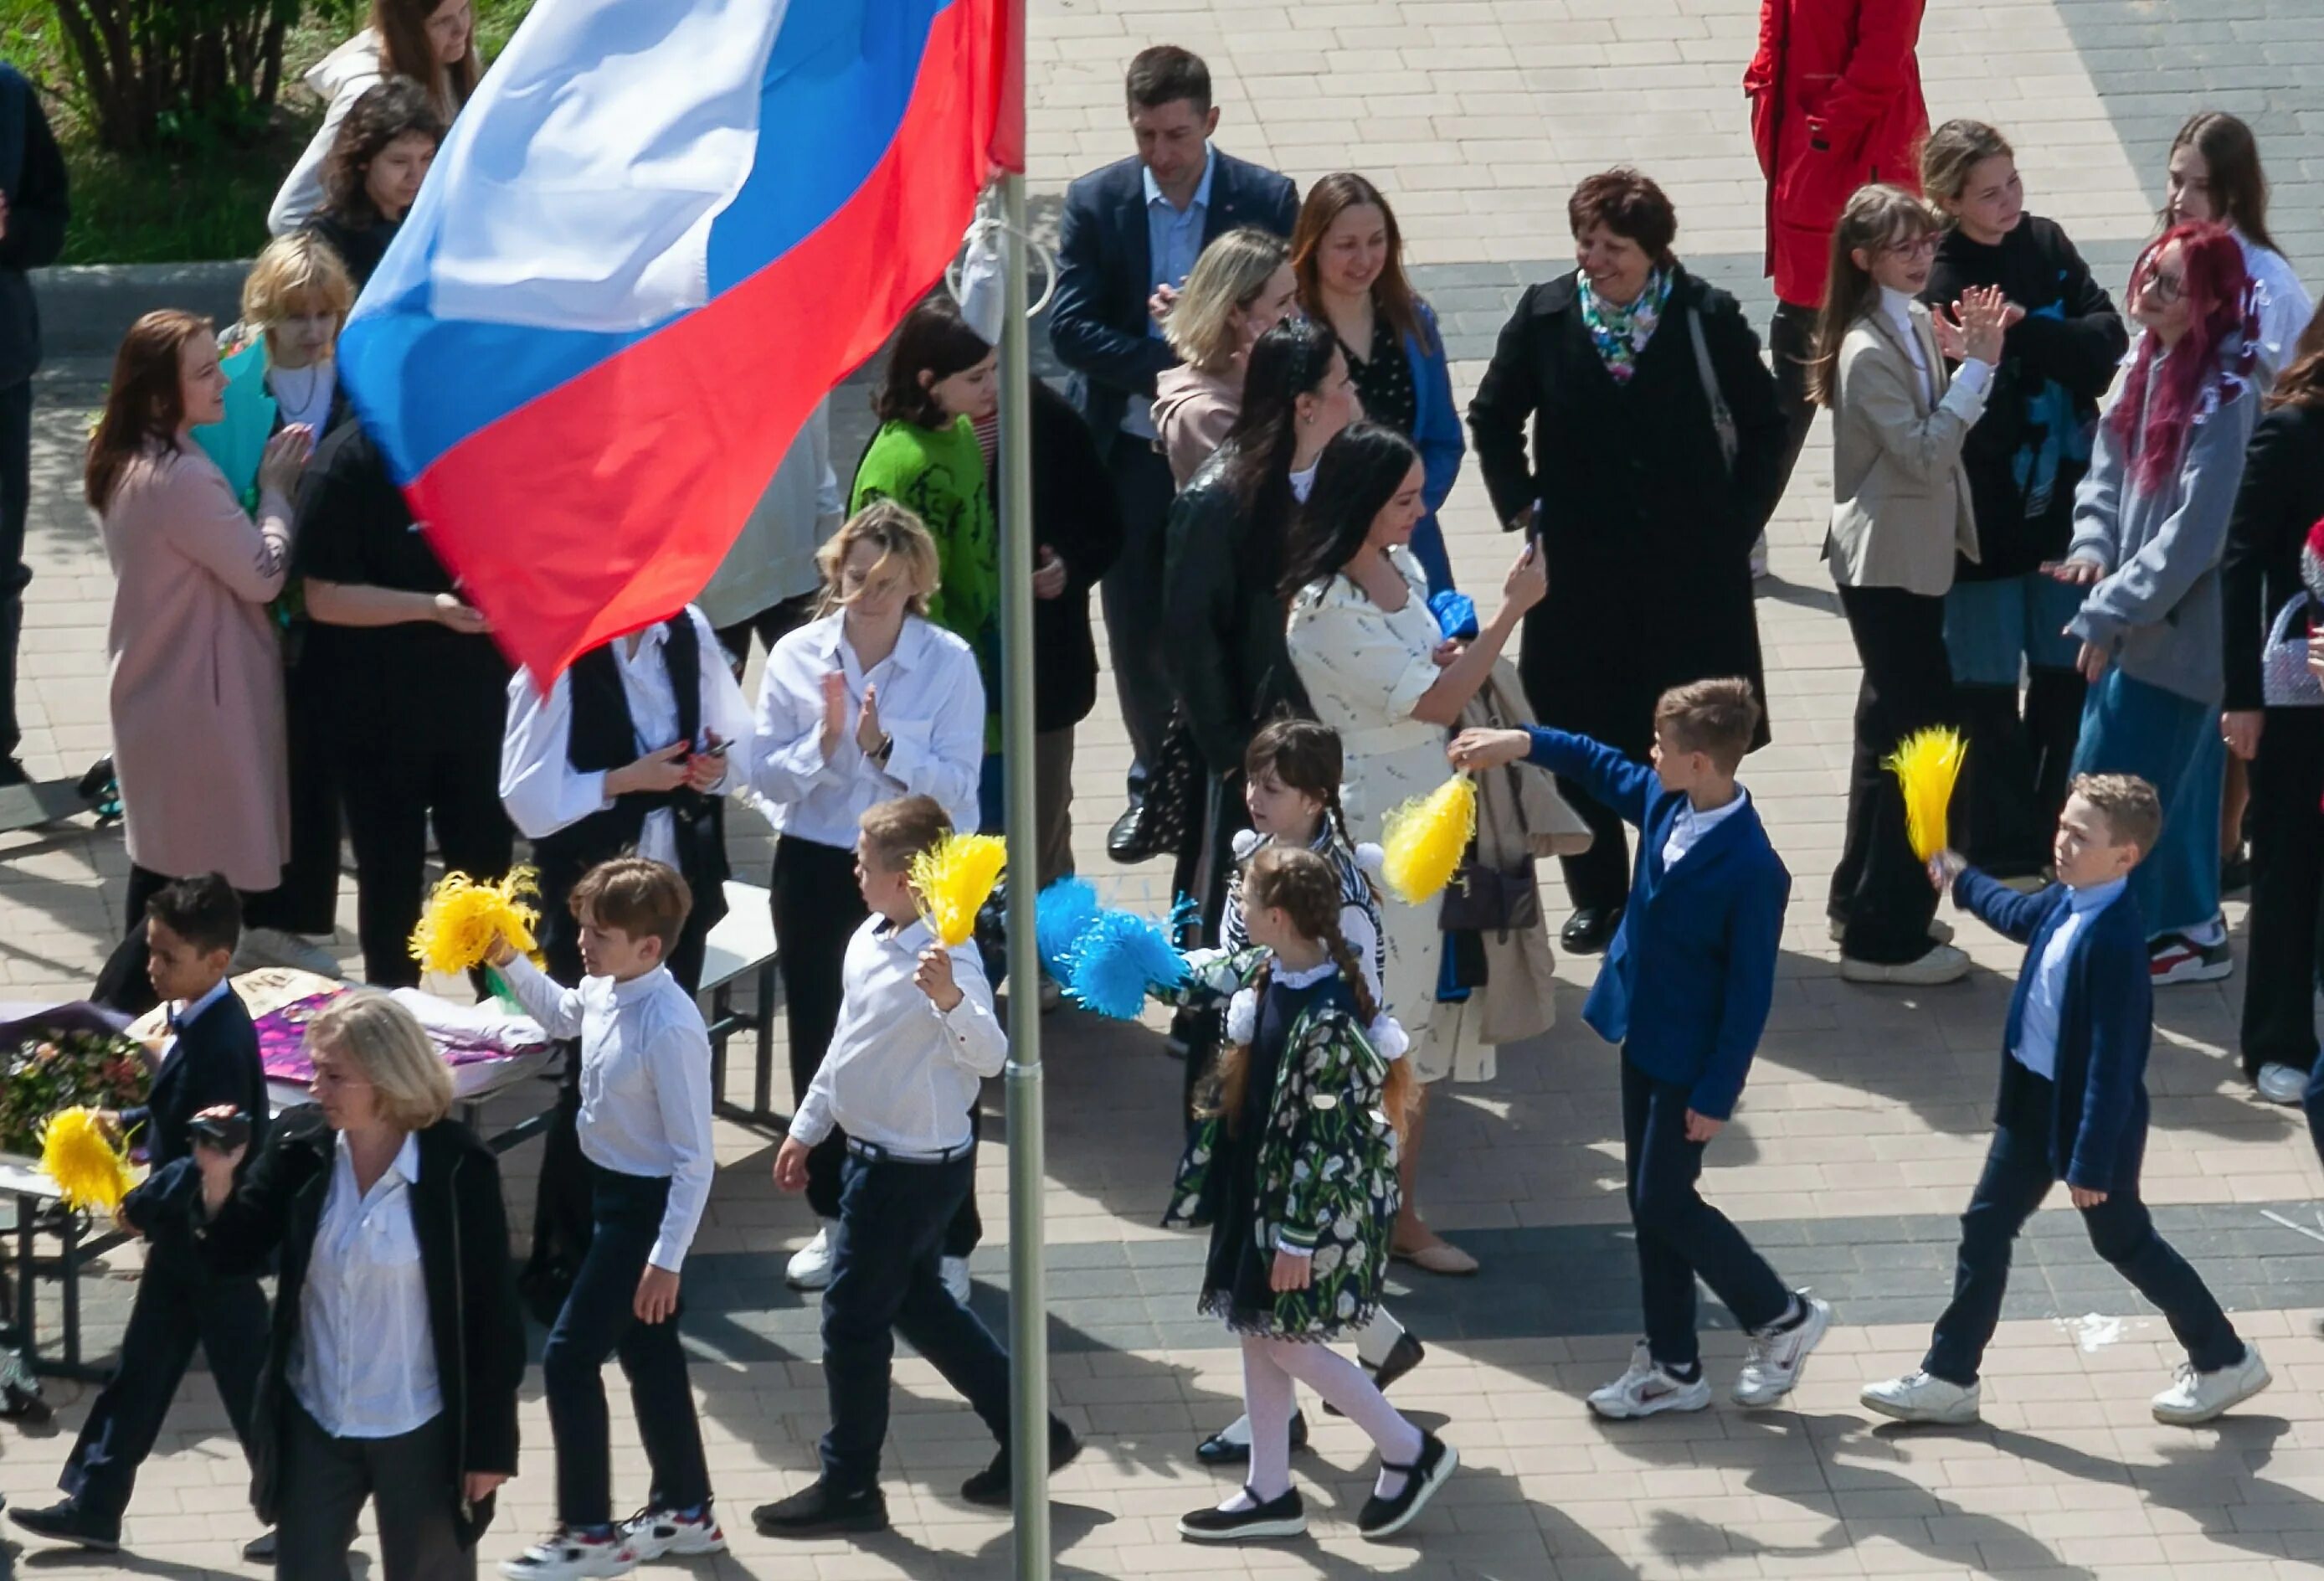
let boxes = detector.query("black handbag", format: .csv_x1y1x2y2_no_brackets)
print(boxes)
1438,761,1542,935
1112,713,1205,864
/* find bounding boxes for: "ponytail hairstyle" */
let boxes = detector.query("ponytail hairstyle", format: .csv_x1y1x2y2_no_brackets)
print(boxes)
1242,717,1370,891
2111,223,2253,493
1805,184,1942,408
1920,119,2014,219
1217,317,1339,516
1211,846,1413,1139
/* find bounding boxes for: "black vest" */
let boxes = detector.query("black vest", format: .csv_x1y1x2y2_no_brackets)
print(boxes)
531,615,731,950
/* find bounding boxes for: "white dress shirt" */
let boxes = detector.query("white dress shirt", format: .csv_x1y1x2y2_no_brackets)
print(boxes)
789,916,1007,1157
749,613,985,848
1660,787,1751,872
500,605,757,869
1879,286,1993,410
2011,877,2127,1081
499,955,716,1271
290,1130,442,1439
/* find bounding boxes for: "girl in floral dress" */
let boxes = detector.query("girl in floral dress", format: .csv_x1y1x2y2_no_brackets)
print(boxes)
1168,847,1457,1544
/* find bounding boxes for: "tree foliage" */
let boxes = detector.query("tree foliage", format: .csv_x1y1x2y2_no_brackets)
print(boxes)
48,0,301,153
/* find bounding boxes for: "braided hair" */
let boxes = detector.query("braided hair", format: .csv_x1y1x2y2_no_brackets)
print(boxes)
1242,718,1379,906
1212,846,1412,1135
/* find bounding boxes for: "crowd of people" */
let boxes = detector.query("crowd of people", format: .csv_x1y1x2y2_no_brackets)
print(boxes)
1,0,2322,1572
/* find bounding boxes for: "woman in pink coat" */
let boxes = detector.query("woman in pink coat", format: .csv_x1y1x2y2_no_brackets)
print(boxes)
89,310,313,1007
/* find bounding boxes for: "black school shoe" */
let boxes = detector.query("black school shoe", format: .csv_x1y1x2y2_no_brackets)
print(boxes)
1178,1486,1307,1542
959,1415,1082,1506
1324,1331,1428,1417
1356,1432,1459,1541
1195,1408,1309,1465
8,1500,121,1552
1560,905,1623,955
752,1481,890,1538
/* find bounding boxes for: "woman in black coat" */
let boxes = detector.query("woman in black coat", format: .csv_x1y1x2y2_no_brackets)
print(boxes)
2219,314,2324,1104
1467,169,1786,954
183,992,525,1581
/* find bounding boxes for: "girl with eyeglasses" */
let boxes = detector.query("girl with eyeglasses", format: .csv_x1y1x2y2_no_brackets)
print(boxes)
1810,183,2011,986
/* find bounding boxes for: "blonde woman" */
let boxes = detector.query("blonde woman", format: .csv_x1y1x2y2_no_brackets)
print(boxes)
1812,184,2010,986
748,502,985,1292
1152,228,1296,486
188,992,526,1581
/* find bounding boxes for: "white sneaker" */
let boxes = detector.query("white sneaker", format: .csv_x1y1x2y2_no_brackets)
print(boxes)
619,1504,724,1560
1860,1369,1981,1425
1733,1295,1831,1408
2256,1063,2309,1105
940,1254,973,1305
1828,917,1953,945
1586,1341,1712,1419
1840,944,1971,986
785,1222,839,1290
498,1528,637,1579
2152,1346,2272,1424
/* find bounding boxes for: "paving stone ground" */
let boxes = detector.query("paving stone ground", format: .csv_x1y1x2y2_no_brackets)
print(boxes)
9,0,2324,1575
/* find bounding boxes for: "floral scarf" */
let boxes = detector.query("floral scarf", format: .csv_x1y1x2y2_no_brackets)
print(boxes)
1578,267,1671,384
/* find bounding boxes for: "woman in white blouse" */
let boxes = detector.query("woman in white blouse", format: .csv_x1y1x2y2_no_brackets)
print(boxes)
749,501,985,1292
1282,424,1545,1275
188,992,526,1581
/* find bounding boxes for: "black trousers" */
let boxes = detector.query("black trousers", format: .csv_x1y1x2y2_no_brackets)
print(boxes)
1925,1075,2242,1385
2242,708,2324,1078
1097,442,1178,802
819,1150,1013,1492
1768,301,1818,509
0,376,31,760
59,1251,267,1527
542,1166,712,1528
276,1404,476,1581
770,836,980,1253
1952,670,2085,878
1622,1056,1790,1370
276,657,346,937
334,726,513,989
1832,585,1955,963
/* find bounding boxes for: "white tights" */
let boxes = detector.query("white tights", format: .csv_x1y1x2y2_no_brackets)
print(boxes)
1231,1334,1423,1507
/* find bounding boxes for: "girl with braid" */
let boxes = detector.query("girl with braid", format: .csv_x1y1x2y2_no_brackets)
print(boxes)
1165,846,1457,1543
1193,719,1424,1466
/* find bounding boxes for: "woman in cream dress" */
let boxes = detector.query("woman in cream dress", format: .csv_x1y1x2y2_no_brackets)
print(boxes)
1284,424,1545,1275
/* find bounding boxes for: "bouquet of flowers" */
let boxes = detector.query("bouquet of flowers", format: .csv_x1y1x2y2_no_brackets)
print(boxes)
0,1029,151,1158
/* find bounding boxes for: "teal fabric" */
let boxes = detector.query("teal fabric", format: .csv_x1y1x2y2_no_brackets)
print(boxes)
192,340,278,514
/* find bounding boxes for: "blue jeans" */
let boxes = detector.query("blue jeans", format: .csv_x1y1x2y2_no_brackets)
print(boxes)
542,1165,711,1527
2068,669,2223,937
820,1150,1012,1491
1926,1075,2241,1385
1622,1056,1791,1370
1944,574,2084,684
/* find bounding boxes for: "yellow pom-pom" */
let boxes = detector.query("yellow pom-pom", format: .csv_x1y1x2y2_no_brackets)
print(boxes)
1884,727,1968,863
910,834,1007,947
409,866,543,976
1379,774,1478,906
40,1106,135,1214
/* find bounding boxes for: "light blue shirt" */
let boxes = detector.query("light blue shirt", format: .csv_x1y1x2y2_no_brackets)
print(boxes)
2011,878,2127,1080
1123,145,1215,440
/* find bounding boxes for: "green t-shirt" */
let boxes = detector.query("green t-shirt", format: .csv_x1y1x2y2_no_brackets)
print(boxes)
851,415,1000,748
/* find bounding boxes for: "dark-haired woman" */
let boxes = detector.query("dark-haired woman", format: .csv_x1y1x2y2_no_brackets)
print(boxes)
2163,111,2312,381
1467,168,1787,957
1291,173,1464,595
270,0,479,237
302,80,445,288
1285,423,1545,1275
851,294,1002,825
2220,309,2324,1101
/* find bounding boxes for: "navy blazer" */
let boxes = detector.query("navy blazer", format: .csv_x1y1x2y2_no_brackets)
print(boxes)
1046,149,1298,457
118,986,271,1243
1952,868,2151,1195
1524,728,1788,1120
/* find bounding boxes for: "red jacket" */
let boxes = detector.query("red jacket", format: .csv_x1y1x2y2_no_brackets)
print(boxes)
1746,0,1930,308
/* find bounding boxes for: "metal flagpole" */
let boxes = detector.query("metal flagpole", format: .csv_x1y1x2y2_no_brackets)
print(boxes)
996,160,1051,1579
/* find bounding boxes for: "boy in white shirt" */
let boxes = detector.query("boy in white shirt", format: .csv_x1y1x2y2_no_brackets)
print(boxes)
489,859,720,1580
753,796,1077,1537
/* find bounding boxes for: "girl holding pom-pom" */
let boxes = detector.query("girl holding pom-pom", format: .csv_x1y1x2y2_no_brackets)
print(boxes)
1167,846,1454,1544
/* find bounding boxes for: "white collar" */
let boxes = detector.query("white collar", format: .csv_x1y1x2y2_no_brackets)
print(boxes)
607,966,673,1005
337,1127,421,1188
1274,958,1338,989
1677,788,1750,831
877,914,937,954
1878,286,1919,330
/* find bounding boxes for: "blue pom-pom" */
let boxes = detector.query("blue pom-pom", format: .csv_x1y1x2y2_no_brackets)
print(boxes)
1429,589,1478,641
1034,878,1103,981
1062,910,1186,1020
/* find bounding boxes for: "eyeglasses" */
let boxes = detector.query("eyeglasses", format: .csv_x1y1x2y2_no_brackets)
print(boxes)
1882,234,1941,260
2140,269,2187,305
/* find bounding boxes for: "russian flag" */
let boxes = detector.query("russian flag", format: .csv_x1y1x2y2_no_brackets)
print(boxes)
339,0,1020,681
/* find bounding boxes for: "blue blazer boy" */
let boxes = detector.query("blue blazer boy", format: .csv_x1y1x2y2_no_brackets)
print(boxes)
119,987,270,1247
1951,868,2150,1196
1523,728,1788,1120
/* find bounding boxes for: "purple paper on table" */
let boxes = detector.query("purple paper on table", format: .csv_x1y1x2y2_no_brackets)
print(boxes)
255,989,540,1086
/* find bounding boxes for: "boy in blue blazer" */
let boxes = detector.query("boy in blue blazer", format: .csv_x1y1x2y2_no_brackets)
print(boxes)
1862,774,2270,1428
1452,678,1828,1418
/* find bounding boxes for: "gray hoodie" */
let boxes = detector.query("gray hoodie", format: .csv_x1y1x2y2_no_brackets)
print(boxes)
267,30,385,238
2066,339,2257,705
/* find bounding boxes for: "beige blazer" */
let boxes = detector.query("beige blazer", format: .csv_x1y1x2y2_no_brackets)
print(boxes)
101,444,295,892
1823,301,1984,597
